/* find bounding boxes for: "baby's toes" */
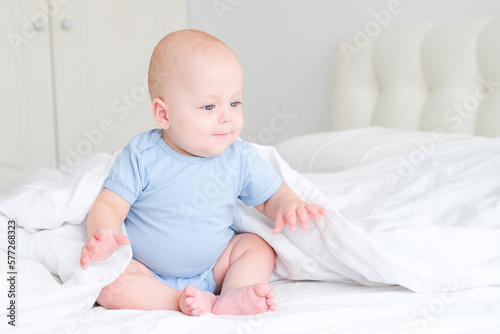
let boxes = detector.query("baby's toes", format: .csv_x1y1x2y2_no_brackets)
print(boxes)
266,291,276,311
184,296,194,306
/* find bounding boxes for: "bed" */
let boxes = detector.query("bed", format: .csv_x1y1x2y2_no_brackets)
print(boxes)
2,16,500,334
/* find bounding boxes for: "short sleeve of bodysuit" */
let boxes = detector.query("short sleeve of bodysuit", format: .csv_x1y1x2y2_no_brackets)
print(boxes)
104,133,149,204
235,140,282,206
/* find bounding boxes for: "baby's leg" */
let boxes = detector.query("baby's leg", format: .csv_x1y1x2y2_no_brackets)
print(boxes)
210,233,276,315
99,260,216,315
97,260,183,311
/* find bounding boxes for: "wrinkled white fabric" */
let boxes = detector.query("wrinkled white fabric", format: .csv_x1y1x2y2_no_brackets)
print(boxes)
1,136,499,330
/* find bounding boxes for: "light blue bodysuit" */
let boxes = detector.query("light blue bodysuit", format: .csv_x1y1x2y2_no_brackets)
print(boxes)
104,129,282,293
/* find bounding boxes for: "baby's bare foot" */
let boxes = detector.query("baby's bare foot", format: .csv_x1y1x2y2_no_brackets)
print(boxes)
179,285,217,316
212,283,276,315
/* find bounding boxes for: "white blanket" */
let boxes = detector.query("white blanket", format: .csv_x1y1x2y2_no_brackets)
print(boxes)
1,137,500,330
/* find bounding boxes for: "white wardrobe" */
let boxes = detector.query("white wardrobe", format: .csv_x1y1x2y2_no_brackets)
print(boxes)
0,0,187,190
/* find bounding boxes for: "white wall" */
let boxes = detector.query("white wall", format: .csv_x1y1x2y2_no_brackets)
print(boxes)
188,0,500,145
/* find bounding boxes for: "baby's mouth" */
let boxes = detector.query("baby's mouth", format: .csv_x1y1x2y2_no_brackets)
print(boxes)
213,132,231,137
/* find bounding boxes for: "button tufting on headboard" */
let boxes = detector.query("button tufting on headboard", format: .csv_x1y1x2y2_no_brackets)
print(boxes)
332,17,500,136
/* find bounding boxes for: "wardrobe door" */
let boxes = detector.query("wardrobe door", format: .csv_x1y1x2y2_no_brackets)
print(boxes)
0,0,57,191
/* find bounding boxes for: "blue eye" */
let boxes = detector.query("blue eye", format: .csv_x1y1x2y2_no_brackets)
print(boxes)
230,101,240,107
204,105,214,111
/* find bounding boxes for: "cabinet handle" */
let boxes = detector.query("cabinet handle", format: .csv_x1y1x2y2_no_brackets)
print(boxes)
61,19,74,31
33,18,46,31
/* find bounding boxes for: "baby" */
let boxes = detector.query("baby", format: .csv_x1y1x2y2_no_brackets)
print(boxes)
79,29,326,316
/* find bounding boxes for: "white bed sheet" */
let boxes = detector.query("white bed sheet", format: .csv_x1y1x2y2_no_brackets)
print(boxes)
1,127,500,333
6,280,500,334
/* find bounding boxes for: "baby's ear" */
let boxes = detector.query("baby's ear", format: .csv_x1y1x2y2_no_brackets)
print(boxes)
152,98,170,129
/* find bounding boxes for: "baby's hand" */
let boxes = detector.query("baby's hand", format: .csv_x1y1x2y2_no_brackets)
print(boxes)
80,229,130,270
272,201,326,234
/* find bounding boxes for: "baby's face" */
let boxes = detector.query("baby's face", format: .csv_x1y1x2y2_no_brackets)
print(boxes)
161,50,244,157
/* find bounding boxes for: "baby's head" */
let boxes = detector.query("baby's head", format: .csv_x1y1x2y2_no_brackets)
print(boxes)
148,29,243,158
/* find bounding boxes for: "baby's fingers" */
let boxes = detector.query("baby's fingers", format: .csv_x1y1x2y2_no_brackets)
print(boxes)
283,206,298,232
296,206,310,231
272,214,286,234
86,234,100,255
306,205,326,222
80,245,91,270
113,231,130,246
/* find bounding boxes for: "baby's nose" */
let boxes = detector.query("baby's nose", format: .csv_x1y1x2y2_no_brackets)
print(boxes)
219,107,232,124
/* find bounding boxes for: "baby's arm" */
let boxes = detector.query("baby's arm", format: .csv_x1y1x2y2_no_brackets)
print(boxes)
80,188,131,270
255,184,326,234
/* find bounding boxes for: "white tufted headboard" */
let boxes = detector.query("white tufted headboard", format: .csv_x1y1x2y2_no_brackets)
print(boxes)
331,17,500,137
